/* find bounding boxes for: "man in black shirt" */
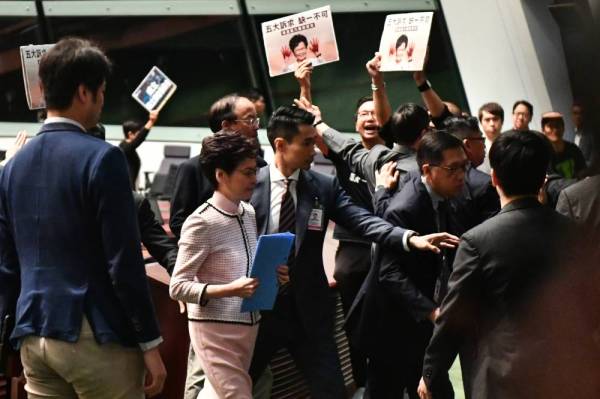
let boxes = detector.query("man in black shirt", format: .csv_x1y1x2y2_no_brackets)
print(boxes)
119,110,159,188
542,111,586,179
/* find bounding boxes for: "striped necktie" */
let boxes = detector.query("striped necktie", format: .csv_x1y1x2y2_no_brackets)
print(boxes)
278,179,296,233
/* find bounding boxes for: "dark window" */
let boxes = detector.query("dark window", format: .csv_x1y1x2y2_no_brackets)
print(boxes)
0,17,44,122
44,15,253,127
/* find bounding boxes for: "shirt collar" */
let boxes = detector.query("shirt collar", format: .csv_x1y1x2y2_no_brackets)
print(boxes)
420,175,446,211
269,163,300,183
44,117,86,132
210,191,243,215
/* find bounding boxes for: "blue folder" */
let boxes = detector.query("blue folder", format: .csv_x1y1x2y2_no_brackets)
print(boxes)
241,232,295,312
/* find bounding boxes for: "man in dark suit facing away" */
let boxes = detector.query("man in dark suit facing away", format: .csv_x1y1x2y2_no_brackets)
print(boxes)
248,106,459,398
418,131,577,399
0,38,166,398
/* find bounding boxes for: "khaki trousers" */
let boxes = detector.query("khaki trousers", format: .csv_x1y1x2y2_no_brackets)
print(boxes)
20,317,145,399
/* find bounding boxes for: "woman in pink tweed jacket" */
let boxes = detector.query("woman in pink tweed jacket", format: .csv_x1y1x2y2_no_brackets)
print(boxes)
169,133,287,399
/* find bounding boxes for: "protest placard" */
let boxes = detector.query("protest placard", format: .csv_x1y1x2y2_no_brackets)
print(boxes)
261,5,339,77
378,12,434,71
20,44,54,110
131,66,177,112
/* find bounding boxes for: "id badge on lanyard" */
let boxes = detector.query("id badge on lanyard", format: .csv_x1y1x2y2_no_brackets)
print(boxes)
307,197,324,231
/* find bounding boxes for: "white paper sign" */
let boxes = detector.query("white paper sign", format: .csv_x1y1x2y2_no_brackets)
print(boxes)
378,12,434,72
261,5,339,77
131,66,177,112
20,44,54,110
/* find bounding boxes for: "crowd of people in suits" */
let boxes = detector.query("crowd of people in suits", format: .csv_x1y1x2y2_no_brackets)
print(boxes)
0,36,599,399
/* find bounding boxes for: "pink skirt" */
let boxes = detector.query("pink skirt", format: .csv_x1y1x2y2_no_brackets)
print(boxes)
189,321,258,399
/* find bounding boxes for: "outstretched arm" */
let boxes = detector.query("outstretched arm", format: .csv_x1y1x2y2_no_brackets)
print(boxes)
295,60,313,105
366,53,393,126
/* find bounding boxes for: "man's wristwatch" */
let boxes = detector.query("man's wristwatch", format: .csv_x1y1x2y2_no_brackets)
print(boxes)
417,80,432,92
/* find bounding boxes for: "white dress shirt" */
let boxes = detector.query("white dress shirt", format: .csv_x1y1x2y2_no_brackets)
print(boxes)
44,116,86,132
268,163,300,234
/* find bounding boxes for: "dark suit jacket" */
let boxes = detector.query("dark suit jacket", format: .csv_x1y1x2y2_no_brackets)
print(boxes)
459,166,500,228
0,123,160,348
422,198,575,399
373,167,499,228
250,167,407,335
351,175,465,354
134,193,178,274
169,155,214,239
556,174,600,233
169,154,266,239
575,128,597,166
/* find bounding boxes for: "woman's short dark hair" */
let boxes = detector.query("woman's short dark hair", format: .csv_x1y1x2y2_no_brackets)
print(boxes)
39,37,112,110
478,102,504,123
289,35,308,52
512,100,533,116
122,120,143,138
396,34,409,49
416,130,464,172
267,106,315,149
200,132,257,188
208,94,239,133
490,130,551,196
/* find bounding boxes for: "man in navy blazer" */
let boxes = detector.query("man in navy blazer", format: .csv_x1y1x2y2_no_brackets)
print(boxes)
0,38,165,398
248,106,458,398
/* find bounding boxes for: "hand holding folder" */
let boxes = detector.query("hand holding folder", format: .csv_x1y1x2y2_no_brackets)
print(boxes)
241,232,295,312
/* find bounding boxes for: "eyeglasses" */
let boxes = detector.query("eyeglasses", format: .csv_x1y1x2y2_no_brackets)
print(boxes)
235,117,260,128
357,111,376,118
430,162,470,175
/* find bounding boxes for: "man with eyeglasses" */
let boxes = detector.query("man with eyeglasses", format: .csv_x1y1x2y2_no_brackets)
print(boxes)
357,130,468,398
444,116,500,227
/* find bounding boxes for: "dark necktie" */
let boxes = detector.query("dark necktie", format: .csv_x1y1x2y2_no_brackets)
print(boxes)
434,200,451,304
278,179,296,234
277,179,296,295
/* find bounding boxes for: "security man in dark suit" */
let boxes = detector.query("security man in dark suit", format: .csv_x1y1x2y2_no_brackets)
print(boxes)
248,106,458,398
418,131,577,399
355,131,468,398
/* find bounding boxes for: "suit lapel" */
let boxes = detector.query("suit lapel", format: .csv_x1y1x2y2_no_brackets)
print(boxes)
252,167,271,236
295,170,315,254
